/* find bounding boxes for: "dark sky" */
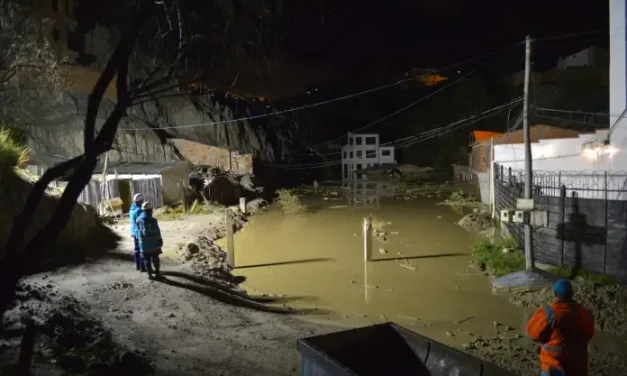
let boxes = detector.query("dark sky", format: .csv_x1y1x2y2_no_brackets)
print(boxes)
288,0,609,79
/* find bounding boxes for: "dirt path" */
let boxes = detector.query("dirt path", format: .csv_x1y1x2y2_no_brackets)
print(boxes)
21,213,333,375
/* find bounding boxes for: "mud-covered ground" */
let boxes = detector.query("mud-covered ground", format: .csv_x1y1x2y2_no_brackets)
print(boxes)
2,210,333,375
510,279,627,338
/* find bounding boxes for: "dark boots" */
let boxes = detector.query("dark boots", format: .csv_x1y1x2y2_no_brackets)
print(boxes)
134,252,146,272
145,256,161,280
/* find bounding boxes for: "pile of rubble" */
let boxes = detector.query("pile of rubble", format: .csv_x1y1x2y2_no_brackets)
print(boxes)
178,209,248,292
1,281,153,375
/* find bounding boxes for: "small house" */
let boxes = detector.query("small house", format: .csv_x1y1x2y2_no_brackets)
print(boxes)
79,161,191,212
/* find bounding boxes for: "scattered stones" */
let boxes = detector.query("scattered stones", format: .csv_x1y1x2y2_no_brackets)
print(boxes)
457,212,494,233
378,248,388,255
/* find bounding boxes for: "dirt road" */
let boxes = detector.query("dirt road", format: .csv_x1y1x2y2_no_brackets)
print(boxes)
18,213,332,375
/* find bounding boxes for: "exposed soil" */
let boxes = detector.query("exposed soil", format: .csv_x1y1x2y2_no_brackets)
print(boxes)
464,331,627,376
509,279,627,338
2,212,333,375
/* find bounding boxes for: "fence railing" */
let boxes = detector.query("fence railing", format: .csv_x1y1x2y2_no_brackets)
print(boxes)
494,164,627,282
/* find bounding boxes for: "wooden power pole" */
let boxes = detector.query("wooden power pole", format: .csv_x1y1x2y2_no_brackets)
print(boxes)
523,35,534,271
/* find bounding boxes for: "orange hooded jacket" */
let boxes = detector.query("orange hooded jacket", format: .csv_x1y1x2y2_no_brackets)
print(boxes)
526,301,595,376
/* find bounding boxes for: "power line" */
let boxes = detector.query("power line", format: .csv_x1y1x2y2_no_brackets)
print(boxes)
118,45,507,132
536,108,622,117
260,99,522,169
533,30,606,42
534,114,610,128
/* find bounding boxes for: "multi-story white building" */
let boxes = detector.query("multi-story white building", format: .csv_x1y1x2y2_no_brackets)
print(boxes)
341,132,396,181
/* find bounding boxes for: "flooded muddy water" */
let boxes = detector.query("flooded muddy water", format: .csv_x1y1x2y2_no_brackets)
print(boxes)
221,190,625,351
220,194,533,345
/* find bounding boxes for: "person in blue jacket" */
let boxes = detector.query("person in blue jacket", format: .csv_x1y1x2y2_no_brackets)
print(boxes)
136,201,164,280
129,193,146,272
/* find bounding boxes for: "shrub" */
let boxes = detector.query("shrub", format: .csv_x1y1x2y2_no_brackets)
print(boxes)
0,126,29,168
472,236,525,277
275,189,307,214
548,266,615,285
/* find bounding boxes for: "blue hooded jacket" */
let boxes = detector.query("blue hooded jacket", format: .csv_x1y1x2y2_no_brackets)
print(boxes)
136,212,163,253
129,202,143,235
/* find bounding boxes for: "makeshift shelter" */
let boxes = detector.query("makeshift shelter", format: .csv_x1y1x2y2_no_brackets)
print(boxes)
77,161,191,212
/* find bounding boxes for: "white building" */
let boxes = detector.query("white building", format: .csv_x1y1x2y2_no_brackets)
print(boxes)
341,132,395,181
556,45,609,70
610,0,627,168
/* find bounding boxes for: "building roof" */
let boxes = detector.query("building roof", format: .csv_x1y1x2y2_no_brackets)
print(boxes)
472,124,581,147
92,161,189,175
26,151,70,166
472,131,503,143
171,138,221,166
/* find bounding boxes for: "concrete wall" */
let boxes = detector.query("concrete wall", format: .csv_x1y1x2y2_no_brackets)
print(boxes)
610,0,627,170
341,133,396,180
556,47,595,70
160,164,191,204
494,170,627,282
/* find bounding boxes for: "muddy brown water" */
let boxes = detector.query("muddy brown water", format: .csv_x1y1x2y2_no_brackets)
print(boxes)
221,195,626,353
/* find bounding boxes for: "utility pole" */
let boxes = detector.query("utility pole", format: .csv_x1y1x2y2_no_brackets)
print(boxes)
523,35,534,271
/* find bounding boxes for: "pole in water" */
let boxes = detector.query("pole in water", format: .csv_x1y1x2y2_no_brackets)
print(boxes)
239,197,246,214
363,216,372,262
313,180,319,193
225,208,235,268
363,216,372,303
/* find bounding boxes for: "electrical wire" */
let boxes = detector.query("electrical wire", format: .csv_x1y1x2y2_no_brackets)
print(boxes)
259,99,522,169
533,30,606,42
118,44,509,132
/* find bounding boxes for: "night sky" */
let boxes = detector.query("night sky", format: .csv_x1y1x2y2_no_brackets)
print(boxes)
288,0,609,82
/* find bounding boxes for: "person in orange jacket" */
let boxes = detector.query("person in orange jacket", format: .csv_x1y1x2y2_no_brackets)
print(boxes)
526,279,595,376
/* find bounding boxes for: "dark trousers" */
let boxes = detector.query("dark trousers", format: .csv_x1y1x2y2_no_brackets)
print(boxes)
143,255,161,276
132,236,145,270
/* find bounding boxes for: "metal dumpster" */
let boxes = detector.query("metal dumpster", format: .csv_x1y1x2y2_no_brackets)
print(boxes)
297,323,514,376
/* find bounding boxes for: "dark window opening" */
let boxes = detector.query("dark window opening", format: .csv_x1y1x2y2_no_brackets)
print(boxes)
349,137,353,145
381,149,391,156
349,151,353,158
366,150,376,158
67,30,85,53
356,164,362,170
52,28,60,41
365,137,377,145
355,137,363,145
52,0,59,11
356,150,363,158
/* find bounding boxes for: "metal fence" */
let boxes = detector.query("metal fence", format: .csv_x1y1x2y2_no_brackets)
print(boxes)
494,164,627,281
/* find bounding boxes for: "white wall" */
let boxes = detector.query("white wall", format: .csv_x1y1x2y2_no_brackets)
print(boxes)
610,0,627,168
557,47,594,70
341,133,396,181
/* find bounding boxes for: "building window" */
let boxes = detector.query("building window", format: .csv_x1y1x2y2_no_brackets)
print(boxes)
349,137,353,145
349,151,353,158
365,137,377,145
366,150,376,158
52,0,59,11
52,27,60,41
356,150,363,158
343,151,347,158
355,137,363,145
67,30,85,53
356,164,362,170
381,149,391,156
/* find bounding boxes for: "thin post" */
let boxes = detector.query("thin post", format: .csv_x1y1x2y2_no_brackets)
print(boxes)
313,180,319,193
363,216,372,304
559,184,566,266
225,208,235,268
490,137,495,218
239,197,246,214
363,216,372,262
603,171,609,274
523,35,535,271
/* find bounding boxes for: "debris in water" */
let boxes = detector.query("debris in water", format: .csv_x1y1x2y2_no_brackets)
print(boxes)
455,316,474,325
400,259,416,271
446,331,455,337
437,216,442,219
391,231,399,235
378,248,388,255
492,321,501,327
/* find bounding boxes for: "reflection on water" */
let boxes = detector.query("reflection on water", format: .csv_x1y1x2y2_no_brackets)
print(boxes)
342,180,396,209
223,182,624,351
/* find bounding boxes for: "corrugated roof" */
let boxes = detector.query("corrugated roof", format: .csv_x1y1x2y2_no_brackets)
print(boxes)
93,161,189,175
27,151,70,166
